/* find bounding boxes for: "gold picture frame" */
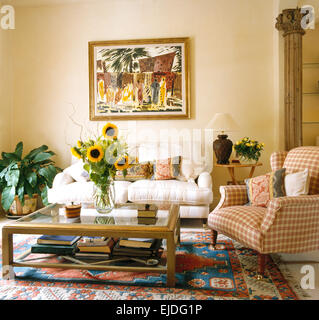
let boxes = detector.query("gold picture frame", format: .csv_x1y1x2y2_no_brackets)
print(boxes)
89,37,190,120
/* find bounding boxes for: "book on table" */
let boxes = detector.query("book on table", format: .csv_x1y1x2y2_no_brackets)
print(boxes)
31,243,78,255
74,252,111,260
137,204,158,218
77,237,118,253
77,236,110,247
113,239,163,257
118,238,156,249
37,235,81,245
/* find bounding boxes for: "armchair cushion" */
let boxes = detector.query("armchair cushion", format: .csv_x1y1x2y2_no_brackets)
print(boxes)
244,168,286,207
284,168,310,196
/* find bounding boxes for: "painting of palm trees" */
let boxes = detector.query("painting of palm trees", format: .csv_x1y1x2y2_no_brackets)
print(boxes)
89,38,190,120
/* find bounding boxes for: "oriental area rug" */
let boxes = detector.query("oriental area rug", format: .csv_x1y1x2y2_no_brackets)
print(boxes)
0,231,304,300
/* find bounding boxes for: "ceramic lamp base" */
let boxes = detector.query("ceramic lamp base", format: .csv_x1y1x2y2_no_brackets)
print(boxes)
213,135,233,164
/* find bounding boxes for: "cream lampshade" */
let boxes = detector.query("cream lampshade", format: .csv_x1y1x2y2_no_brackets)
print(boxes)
207,113,239,164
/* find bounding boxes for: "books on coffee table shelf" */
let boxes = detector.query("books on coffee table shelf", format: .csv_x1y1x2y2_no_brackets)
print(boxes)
31,243,78,255
37,235,81,245
31,235,81,255
118,238,154,248
77,237,118,254
31,235,163,264
74,252,111,260
113,238,163,258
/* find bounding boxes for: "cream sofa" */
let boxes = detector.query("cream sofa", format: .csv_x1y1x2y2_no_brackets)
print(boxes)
48,143,213,219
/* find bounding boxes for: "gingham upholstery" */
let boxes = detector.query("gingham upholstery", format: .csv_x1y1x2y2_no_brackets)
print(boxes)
261,195,319,253
283,146,319,195
208,206,265,251
208,146,319,254
270,151,288,171
213,185,248,211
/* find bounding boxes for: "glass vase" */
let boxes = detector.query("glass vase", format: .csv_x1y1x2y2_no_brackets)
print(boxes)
93,178,115,214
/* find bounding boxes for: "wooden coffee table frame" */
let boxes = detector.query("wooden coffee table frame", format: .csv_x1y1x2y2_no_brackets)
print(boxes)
2,204,180,287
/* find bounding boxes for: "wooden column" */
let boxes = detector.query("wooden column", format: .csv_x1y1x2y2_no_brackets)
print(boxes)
276,8,306,150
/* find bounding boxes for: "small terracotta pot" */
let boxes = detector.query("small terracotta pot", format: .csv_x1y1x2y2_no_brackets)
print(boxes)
65,204,82,218
9,194,38,216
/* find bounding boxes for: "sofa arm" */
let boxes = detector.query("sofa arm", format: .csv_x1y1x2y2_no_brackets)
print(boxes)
261,195,319,235
213,185,248,212
197,172,212,188
52,172,74,189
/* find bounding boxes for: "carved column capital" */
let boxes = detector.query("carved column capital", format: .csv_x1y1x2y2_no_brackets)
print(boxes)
276,8,306,37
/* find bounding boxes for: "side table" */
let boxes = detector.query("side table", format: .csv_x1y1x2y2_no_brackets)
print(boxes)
215,162,262,185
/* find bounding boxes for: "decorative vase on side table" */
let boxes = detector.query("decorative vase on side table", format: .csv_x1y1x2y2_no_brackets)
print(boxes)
213,134,234,164
207,113,240,164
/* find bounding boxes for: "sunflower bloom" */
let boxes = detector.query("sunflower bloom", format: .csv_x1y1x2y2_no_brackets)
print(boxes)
102,123,118,139
77,140,83,148
87,145,104,163
71,147,82,159
114,155,129,170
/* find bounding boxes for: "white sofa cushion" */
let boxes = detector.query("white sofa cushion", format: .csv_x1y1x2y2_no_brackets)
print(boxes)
52,172,75,189
180,205,210,218
128,179,213,205
48,181,131,205
64,160,89,182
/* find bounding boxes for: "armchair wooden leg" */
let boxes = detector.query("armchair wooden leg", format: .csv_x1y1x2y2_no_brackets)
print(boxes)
256,253,267,280
211,230,218,249
202,218,208,228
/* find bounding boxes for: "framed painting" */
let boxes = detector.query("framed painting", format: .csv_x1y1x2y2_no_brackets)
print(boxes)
89,38,190,120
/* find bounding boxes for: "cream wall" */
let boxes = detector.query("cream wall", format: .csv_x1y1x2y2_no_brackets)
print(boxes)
5,0,284,206
302,24,319,146
0,29,12,152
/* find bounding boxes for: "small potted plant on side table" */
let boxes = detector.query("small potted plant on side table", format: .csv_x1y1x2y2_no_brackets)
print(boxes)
233,137,265,164
0,142,62,217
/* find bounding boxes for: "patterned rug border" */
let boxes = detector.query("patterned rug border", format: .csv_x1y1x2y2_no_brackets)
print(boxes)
271,254,310,299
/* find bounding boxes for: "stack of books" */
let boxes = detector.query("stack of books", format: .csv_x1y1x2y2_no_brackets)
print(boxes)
74,236,118,260
137,204,158,225
113,238,163,259
31,235,81,255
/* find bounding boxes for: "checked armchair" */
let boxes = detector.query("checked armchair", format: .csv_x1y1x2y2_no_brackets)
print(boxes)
208,146,319,277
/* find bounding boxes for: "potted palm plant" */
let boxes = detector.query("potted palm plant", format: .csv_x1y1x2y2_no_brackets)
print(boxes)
0,142,62,216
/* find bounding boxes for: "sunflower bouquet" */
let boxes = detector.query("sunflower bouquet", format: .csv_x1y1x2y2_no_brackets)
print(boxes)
233,137,265,162
71,123,130,213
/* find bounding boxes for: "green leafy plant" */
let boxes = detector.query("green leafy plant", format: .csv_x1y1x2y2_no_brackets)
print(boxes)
0,142,62,212
233,137,265,162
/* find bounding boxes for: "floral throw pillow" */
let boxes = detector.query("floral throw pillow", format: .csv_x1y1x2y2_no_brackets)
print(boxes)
152,156,181,180
115,163,152,181
245,168,286,207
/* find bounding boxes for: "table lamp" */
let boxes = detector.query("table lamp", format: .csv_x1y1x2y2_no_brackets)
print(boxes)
207,113,239,164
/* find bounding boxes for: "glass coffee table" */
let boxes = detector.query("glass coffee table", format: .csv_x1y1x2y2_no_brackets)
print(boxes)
2,203,180,287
